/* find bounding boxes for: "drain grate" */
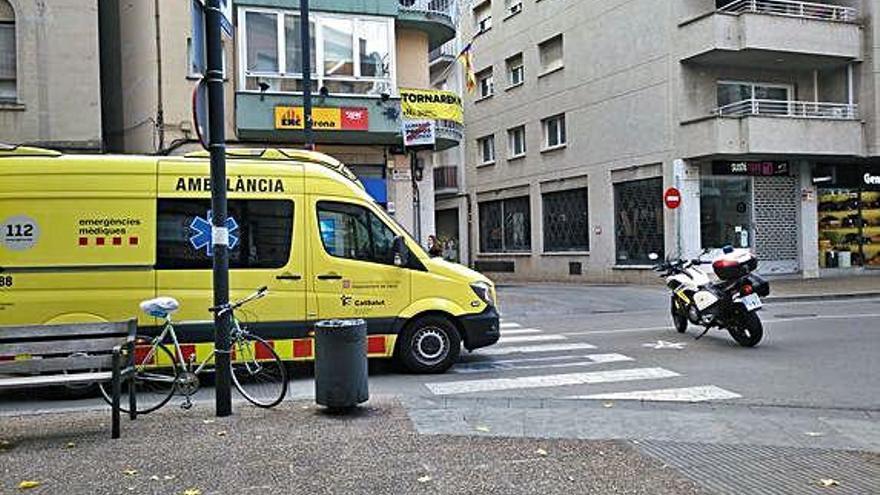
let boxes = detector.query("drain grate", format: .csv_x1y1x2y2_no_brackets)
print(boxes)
635,441,879,495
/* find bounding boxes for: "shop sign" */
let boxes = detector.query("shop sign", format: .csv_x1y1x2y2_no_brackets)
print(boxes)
712,161,790,177
402,119,436,148
274,106,369,131
400,88,463,124
864,172,880,186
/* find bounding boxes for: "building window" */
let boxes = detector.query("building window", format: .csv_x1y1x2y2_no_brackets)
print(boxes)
542,114,566,149
479,196,531,253
504,0,523,17
474,2,492,33
0,0,15,102
506,53,523,88
614,177,664,265
240,8,394,96
317,201,397,265
716,80,792,115
538,34,564,74
543,188,589,252
477,135,495,165
507,125,526,158
156,199,293,270
477,68,494,99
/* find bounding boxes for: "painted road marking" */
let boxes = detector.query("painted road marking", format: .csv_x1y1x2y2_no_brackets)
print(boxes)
500,322,522,329
451,353,635,374
498,334,566,344
567,385,742,403
425,367,680,395
501,328,543,336
479,343,597,356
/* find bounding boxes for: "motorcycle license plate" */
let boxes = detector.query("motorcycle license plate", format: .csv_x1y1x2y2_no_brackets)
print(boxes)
741,294,762,312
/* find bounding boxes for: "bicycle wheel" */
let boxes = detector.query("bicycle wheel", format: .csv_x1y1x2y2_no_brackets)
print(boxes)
100,335,179,414
230,334,287,408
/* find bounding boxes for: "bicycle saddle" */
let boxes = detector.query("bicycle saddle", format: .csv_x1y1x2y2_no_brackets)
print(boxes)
140,297,180,319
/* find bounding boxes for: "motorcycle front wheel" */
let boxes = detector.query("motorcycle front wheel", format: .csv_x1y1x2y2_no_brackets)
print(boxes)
728,311,763,347
670,296,688,333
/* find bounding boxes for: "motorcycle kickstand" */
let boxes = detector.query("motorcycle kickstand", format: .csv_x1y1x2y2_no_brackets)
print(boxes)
694,327,710,340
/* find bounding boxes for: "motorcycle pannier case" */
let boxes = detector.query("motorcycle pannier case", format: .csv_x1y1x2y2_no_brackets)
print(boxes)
746,273,770,297
712,255,758,280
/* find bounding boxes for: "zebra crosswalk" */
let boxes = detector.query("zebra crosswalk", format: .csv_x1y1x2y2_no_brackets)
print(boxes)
425,319,742,403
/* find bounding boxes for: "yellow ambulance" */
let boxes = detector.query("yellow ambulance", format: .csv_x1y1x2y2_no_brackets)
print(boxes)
0,145,499,373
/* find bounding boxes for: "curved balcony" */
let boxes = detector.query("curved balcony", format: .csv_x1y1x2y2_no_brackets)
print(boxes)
435,119,463,151
397,0,457,50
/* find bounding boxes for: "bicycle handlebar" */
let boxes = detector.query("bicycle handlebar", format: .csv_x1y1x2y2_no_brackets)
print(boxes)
208,286,269,315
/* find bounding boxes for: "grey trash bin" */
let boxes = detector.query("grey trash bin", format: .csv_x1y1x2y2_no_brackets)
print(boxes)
314,319,369,409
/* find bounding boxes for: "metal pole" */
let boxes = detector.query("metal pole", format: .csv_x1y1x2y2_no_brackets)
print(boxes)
205,0,232,417
300,0,314,149
411,151,421,243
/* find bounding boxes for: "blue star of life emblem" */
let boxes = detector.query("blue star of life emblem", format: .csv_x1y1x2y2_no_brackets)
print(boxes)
189,210,239,256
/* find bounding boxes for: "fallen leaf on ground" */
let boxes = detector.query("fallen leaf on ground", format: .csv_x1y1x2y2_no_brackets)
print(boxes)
535,448,548,456
805,432,825,437
201,419,215,425
150,475,160,481
417,475,432,483
474,426,490,432
603,402,614,408
818,478,839,487
17,480,41,490
122,469,138,476
182,489,202,495
216,430,228,437
163,475,176,480
65,442,76,449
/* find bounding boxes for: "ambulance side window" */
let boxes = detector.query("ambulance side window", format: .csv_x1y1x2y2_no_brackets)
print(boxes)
317,201,396,265
156,199,293,270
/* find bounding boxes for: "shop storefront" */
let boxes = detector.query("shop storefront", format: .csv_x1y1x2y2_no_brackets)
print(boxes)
700,161,800,274
814,163,880,269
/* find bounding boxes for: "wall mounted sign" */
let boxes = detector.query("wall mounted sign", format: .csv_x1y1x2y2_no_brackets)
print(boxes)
712,161,790,177
274,107,369,131
402,119,436,148
663,187,682,209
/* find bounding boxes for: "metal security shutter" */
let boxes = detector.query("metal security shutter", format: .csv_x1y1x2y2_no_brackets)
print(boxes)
753,175,799,274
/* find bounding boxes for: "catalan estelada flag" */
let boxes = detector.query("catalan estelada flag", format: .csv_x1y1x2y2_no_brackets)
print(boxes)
457,41,477,93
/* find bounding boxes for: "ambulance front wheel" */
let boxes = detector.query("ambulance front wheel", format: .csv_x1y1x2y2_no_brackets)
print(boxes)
398,315,461,374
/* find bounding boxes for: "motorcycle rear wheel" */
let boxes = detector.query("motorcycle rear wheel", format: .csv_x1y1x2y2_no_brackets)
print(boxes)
728,311,763,347
670,296,688,333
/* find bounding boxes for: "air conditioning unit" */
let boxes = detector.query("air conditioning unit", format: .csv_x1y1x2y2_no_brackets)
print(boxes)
509,3,522,15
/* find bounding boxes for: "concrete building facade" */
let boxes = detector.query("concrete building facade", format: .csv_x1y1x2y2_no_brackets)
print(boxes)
462,0,880,281
0,0,103,151
99,0,462,245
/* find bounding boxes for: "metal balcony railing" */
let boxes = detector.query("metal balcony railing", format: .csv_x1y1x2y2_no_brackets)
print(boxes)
399,0,458,22
430,40,458,63
718,0,857,22
434,166,459,191
715,99,858,119
435,119,464,141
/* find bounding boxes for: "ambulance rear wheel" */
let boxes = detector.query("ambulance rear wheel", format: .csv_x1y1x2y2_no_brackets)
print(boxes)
398,316,461,374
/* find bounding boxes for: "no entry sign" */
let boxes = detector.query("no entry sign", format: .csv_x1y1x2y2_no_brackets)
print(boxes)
664,187,682,209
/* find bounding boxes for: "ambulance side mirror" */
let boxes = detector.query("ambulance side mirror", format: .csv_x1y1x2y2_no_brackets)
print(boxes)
392,236,410,267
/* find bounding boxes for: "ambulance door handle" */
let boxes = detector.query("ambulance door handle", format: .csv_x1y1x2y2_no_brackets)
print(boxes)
317,273,342,280
276,273,302,281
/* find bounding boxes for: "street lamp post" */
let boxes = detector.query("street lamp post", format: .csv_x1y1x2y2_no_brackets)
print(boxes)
205,0,232,417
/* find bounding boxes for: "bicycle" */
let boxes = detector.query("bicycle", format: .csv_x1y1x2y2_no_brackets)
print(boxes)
99,286,288,413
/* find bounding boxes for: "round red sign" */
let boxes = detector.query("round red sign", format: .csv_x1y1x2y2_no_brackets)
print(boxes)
664,187,682,209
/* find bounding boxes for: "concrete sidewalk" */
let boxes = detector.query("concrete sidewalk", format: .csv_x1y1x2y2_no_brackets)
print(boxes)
0,397,704,495
767,272,880,301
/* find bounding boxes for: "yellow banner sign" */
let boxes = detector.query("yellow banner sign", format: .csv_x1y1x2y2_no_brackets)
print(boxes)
399,88,463,124
274,106,369,131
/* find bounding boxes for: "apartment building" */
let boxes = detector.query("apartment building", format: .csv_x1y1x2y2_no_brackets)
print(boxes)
0,0,103,151
463,0,880,281
100,0,462,243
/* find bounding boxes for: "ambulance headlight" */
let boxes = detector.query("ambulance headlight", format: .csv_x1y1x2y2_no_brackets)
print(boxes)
470,281,494,307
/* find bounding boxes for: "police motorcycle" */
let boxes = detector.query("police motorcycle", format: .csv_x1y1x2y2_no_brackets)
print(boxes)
649,246,770,347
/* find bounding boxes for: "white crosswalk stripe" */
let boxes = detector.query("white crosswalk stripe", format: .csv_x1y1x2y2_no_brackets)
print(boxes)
499,322,522,329
497,334,566,344
500,328,543,336
426,367,679,395
567,385,741,402
479,342,597,356
451,353,634,374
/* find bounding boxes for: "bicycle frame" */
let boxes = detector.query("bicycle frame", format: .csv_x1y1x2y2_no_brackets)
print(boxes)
139,316,245,377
